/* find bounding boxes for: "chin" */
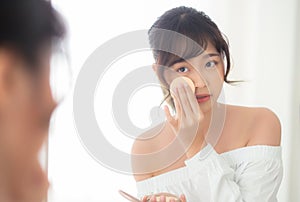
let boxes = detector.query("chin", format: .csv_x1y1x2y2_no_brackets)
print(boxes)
198,99,213,112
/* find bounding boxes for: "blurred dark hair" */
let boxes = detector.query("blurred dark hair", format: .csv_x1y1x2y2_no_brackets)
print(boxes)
0,0,65,71
148,6,236,109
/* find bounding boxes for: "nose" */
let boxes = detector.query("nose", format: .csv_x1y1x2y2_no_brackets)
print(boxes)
191,70,206,88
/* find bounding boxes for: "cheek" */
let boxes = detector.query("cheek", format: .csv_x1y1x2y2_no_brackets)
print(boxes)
219,64,225,79
6,101,49,200
0,88,46,193
12,94,46,156
212,76,224,99
205,68,224,96
161,67,182,86
6,79,51,161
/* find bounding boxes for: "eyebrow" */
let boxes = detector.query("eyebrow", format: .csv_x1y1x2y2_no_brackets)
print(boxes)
202,53,221,59
170,53,221,66
170,58,185,66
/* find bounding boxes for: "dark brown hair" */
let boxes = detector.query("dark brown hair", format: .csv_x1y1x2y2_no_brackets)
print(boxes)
0,0,65,71
148,6,235,109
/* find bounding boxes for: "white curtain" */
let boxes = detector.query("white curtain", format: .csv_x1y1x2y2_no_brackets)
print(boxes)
216,1,300,201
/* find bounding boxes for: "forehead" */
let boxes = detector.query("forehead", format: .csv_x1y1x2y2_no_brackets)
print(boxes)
204,41,218,53
177,41,219,65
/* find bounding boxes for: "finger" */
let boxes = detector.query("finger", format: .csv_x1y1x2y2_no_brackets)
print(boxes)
185,83,203,120
184,81,198,111
164,105,176,126
179,194,186,202
172,87,182,120
141,195,148,202
177,83,193,118
160,195,166,202
176,84,188,118
183,83,197,117
150,195,156,202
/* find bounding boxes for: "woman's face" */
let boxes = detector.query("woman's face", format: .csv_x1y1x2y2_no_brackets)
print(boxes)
162,42,225,113
0,47,55,201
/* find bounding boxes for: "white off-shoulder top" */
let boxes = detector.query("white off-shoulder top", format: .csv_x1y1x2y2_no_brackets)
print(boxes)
136,144,283,202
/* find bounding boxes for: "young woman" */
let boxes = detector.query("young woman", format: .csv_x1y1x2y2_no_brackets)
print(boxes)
131,6,282,202
0,0,65,201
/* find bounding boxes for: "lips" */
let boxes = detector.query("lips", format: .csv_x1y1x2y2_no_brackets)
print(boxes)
196,94,211,99
195,94,211,103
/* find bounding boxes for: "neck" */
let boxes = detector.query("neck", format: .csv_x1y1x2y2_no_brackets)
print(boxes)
186,102,226,158
199,107,213,136
201,102,227,145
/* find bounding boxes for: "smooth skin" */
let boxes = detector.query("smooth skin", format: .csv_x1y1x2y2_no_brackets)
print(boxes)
131,42,281,201
0,47,55,202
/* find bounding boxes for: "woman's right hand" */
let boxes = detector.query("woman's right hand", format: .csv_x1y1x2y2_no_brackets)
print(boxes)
141,193,186,202
164,80,204,147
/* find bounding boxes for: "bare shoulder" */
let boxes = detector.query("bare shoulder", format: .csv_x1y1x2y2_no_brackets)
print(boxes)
247,107,281,146
131,122,169,154
131,122,171,181
228,105,281,146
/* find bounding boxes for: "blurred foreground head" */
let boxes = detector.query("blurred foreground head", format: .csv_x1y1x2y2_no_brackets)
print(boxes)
0,0,65,201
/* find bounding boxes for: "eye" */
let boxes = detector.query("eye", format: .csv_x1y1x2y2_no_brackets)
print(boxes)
205,61,217,68
176,67,189,73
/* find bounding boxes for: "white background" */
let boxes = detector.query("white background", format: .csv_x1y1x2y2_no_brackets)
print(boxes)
47,0,300,201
